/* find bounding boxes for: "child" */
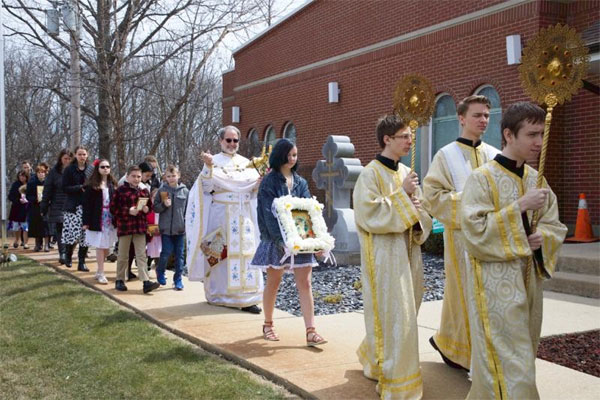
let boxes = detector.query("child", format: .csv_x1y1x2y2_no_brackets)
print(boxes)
26,163,50,252
110,165,160,293
154,165,189,290
8,171,29,248
82,159,117,284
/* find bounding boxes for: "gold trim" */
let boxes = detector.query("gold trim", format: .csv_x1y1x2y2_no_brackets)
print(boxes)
450,192,459,230
371,165,413,229
382,377,423,394
446,229,471,357
435,334,471,358
507,202,527,257
380,370,421,385
481,167,511,259
364,231,384,380
472,257,508,400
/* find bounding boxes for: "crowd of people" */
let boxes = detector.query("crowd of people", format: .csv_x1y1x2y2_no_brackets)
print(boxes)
8,97,567,400
8,149,189,295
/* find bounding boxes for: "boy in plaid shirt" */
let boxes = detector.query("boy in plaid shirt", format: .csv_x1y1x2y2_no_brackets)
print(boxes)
110,165,160,293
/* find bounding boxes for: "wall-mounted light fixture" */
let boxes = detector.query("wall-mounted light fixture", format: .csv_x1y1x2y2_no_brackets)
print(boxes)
328,82,340,103
506,35,522,65
232,106,240,123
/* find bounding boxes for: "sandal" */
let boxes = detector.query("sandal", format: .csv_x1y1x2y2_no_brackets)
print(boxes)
306,327,327,347
263,321,280,341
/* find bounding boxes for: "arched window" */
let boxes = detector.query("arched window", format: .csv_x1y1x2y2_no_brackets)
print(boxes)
247,128,261,157
432,94,459,156
264,125,277,149
475,85,502,150
283,122,297,143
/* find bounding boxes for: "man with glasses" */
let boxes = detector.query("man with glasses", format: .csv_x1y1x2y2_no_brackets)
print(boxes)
353,115,432,398
186,126,263,313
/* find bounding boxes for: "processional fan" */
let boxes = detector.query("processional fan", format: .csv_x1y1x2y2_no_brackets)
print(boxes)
519,24,589,280
393,74,435,258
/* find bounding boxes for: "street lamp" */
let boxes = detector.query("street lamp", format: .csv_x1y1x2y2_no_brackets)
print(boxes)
46,0,81,147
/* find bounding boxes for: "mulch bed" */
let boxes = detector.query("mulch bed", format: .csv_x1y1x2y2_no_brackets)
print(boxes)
537,329,600,377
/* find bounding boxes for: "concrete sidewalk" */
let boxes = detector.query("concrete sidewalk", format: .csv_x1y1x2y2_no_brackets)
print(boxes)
13,246,600,399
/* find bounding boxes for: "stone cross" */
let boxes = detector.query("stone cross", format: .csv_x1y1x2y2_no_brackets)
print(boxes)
312,135,363,263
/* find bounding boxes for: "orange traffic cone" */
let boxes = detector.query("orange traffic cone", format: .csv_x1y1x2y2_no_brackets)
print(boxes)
565,193,599,243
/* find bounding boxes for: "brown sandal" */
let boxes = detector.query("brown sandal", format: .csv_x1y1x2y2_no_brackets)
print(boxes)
306,327,327,347
263,321,280,341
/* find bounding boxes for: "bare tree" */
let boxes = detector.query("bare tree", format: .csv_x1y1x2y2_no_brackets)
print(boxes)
3,0,268,173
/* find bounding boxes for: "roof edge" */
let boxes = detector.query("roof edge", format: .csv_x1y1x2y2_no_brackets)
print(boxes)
232,0,314,56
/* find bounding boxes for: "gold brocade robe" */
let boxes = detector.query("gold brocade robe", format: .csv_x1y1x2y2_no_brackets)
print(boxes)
354,160,432,400
460,160,566,400
422,140,499,369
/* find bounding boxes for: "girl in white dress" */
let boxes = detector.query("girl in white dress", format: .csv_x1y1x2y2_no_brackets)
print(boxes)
83,159,118,284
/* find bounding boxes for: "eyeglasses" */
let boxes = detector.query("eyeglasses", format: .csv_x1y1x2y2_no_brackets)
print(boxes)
389,134,410,140
225,138,239,143
99,165,110,169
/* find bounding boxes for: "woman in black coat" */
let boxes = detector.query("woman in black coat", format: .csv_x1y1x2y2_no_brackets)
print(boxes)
41,149,73,263
8,170,29,248
26,164,50,251
61,145,93,270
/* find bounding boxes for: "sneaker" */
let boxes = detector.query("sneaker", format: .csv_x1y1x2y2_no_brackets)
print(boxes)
173,280,184,291
143,280,160,294
115,280,127,291
95,273,108,285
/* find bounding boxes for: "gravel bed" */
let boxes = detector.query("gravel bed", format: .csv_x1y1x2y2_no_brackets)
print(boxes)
537,330,600,377
272,252,445,316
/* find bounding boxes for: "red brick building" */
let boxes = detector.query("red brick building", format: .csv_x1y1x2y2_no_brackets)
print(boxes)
223,0,600,232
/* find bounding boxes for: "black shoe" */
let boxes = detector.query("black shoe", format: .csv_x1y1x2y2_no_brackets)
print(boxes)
128,271,137,280
241,305,262,314
106,252,117,262
77,246,90,272
429,337,469,371
143,280,160,294
115,280,128,291
64,244,74,268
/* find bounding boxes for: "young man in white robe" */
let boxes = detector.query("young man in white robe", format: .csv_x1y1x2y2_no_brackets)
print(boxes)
186,126,263,313
461,102,567,399
354,115,432,399
422,95,500,371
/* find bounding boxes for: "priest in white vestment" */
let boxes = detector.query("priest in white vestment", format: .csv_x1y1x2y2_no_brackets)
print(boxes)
185,126,263,313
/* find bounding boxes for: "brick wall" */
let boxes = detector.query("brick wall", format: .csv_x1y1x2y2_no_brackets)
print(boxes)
223,0,600,228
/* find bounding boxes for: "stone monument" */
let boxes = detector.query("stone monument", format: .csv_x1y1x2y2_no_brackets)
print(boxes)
312,135,363,264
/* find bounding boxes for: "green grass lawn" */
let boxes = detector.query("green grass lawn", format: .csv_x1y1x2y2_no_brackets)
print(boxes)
0,257,288,399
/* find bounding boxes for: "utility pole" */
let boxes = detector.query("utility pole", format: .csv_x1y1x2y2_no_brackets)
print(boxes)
67,0,81,147
47,0,81,147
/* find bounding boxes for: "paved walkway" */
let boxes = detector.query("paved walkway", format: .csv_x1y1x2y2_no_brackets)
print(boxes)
12,245,600,399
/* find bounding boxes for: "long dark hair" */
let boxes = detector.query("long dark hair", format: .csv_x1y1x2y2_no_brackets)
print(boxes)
269,139,298,172
54,148,73,173
86,159,116,190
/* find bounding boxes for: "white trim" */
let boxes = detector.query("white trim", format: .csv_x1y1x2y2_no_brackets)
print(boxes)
232,0,315,55
233,0,534,92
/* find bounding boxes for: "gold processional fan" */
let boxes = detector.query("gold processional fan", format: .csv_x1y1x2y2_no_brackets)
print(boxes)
393,74,435,258
518,23,589,280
